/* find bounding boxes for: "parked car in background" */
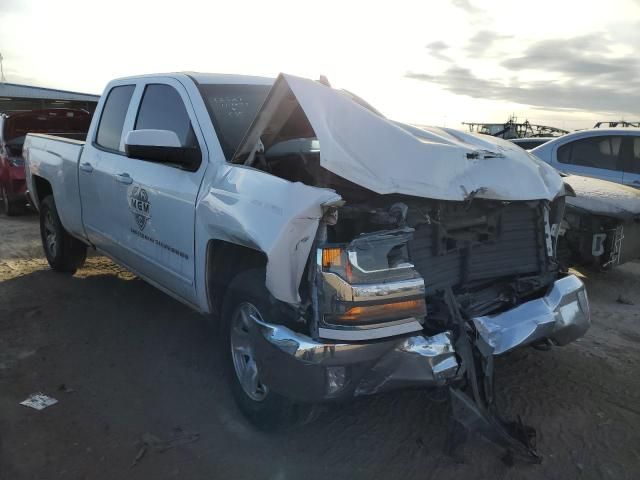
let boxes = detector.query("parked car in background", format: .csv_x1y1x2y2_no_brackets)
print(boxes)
531,128,640,188
510,137,553,150
0,108,92,215
528,131,640,269
558,174,640,269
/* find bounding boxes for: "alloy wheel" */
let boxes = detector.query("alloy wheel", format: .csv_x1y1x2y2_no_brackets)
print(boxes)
230,302,268,401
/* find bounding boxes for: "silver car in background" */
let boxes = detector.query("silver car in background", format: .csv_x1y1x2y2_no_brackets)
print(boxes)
531,128,640,189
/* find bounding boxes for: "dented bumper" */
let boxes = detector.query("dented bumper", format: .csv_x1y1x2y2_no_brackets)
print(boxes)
473,274,590,355
249,274,590,402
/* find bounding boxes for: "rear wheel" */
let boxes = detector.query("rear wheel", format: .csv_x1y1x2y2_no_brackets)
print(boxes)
39,195,87,273
1,186,18,216
221,268,319,430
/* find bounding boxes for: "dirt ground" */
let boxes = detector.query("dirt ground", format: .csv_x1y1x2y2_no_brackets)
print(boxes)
1,214,640,480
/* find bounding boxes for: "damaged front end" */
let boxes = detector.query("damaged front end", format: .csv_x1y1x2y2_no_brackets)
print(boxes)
557,175,640,269
231,73,591,461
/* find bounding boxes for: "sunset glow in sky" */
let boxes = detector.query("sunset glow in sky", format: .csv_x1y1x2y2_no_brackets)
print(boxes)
1,0,639,130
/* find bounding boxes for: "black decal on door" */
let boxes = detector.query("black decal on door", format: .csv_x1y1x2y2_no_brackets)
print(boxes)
129,186,151,230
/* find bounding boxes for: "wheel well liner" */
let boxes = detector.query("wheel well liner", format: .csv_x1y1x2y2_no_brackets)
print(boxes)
206,240,268,316
32,175,53,205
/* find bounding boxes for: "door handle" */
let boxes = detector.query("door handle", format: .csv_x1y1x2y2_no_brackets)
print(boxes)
115,172,133,185
79,162,93,173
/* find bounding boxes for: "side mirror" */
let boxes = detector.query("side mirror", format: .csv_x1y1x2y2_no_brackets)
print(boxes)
124,129,200,169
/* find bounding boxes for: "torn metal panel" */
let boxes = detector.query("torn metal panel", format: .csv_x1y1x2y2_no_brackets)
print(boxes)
198,164,341,304
234,74,563,202
355,332,459,395
472,274,590,355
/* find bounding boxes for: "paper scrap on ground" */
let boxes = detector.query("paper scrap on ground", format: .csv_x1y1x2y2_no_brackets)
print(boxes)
20,393,58,410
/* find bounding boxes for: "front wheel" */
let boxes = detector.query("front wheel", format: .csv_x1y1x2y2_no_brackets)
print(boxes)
221,268,319,430
39,195,87,273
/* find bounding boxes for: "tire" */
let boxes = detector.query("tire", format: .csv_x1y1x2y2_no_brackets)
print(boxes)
39,195,87,273
1,185,18,216
221,268,319,431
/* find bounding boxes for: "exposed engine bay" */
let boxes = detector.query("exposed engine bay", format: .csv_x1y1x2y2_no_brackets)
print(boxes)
245,140,563,334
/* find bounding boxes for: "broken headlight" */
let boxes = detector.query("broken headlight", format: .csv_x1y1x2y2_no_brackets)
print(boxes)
316,228,426,332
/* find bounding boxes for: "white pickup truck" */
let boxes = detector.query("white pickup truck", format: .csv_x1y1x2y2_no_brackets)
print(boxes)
24,72,590,452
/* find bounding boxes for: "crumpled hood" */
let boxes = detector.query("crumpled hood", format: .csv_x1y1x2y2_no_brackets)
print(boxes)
563,174,640,220
234,73,564,202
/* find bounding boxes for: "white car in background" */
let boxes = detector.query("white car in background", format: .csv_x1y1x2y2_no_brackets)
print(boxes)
531,128,640,188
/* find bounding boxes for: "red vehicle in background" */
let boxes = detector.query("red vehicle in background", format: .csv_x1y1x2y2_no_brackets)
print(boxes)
0,108,92,215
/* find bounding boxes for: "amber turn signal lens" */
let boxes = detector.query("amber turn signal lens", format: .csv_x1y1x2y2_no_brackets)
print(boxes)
336,299,426,323
322,247,343,268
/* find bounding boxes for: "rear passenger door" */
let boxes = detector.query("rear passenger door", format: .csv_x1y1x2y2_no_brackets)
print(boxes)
554,135,625,184
80,83,136,254
622,135,640,189
111,79,207,304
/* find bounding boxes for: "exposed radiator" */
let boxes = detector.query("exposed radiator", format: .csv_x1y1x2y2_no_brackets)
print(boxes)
407,202,548,295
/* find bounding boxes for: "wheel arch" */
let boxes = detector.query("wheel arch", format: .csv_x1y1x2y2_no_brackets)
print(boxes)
31,174,53,210
205,239,268,317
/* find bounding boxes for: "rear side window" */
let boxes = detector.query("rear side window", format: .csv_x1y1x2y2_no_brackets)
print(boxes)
96,85,135,152
134,84,197,148
627,137,640,174
557,136,623,171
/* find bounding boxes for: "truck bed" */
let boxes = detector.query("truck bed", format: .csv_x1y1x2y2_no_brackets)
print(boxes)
23,133,86,239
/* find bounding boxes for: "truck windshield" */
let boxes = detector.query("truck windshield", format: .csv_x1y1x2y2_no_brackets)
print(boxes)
198,84,271,160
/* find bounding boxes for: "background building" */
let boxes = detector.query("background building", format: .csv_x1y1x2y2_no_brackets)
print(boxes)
0,83,99,114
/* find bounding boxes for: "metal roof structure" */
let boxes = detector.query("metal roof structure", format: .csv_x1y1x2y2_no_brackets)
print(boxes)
0,82,99,114
0,82,99,102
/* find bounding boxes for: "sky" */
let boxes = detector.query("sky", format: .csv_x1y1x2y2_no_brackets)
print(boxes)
1,0,639,130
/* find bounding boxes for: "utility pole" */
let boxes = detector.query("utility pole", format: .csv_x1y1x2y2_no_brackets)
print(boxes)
0,52,6,83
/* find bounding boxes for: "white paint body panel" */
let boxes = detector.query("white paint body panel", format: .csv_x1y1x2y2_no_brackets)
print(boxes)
236,74,563,202
25,71,565,315
563,174,640,219
23,134,86,238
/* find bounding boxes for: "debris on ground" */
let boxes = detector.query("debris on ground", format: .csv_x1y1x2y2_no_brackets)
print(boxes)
20,393,58,410
131,430,200,467
616,294,635,305
57,384,76,393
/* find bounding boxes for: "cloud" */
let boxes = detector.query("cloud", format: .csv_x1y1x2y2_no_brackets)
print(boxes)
0,0,27,15
499,34,636,75
405,66,640,116
407,32,640,116
425,41,451,62
466,30,513,56
451,0,482,14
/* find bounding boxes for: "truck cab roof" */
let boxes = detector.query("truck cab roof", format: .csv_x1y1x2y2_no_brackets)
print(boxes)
108,72,274,86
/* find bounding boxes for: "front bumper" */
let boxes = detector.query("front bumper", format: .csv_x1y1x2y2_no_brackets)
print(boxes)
250,274,590,402
473,274,590,354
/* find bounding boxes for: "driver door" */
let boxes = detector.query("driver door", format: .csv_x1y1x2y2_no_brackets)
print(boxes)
110,79,207,304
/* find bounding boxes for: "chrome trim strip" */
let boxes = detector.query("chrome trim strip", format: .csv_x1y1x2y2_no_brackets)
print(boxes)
319,320,423,341
347,250,414,274
321,272,425,303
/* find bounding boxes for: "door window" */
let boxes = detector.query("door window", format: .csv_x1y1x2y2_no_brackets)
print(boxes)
95,85,135,152
626,137,640,174
557,136,624,171
134,84,197,148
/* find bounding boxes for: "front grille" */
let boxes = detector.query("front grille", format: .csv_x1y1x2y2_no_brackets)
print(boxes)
408,202,547,295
